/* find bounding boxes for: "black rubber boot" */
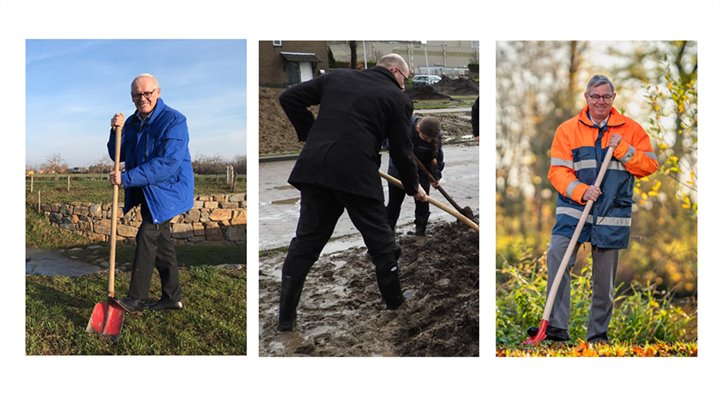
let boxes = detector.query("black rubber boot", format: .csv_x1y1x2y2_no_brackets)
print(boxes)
415,221,427,237
277,274,307,332
375,264,405,309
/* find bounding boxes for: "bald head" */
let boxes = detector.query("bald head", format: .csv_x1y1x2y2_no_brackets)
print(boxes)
377,53,409,73
377,53,410,90
131,73,160,90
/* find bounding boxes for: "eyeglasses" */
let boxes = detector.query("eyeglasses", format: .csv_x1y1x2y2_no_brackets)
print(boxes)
131,88,157,100
395,68,409,82
588,94,614,101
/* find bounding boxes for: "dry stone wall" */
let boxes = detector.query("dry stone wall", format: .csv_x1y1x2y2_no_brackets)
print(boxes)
40,194,246,245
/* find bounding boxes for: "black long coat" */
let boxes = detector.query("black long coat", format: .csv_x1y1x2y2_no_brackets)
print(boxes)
279,66,419,202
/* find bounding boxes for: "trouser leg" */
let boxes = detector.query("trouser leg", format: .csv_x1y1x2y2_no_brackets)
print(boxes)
155,221,182,302
338,190,404,308
414,176,431,230
385,183,406,232
128,221,161,301
278,186,344,330
546,234,581,330
587,247,619,341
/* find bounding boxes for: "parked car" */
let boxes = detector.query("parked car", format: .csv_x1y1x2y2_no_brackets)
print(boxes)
412,74,442,87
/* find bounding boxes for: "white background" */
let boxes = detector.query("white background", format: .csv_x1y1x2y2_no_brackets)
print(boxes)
1,1,718,404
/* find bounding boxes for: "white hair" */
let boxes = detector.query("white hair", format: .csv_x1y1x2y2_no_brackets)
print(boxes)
131,73,160,90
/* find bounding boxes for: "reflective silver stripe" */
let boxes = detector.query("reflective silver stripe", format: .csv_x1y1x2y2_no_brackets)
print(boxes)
645,151,658,161
556,207,593,223
608,161,628,171
573,159,596,171
565,180,581,198
551,158,573,168
621,145,635,164
595,216,632,227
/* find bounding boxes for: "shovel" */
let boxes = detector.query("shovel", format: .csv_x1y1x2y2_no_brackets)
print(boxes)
379,170,479,233
86,125,124,340
413,155,477,224
523,146,614,345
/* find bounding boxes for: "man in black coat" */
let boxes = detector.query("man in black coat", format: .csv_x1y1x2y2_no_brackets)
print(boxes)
277,53,426,331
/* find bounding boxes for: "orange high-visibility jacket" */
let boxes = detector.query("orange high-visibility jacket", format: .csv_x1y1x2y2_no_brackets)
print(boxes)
548,106,658,248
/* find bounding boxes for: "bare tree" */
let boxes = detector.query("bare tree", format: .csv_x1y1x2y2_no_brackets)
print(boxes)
41,153,68,174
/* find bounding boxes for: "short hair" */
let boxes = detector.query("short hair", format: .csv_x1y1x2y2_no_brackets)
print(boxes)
131,73,160,90
586,75,614,93
418,117,441,139
377,53,409,73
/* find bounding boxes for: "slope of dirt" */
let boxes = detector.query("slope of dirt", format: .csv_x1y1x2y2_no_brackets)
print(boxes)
406,85,453,100
259,87,305,155
433,77,479,96
259,219,479,357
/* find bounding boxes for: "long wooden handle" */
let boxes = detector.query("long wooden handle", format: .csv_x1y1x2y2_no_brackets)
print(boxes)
108,126,121,298
379,170,479,233
541,146,615,321
413,155,477,223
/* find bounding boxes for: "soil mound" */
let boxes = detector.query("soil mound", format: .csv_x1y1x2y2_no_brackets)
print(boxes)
406,85,452,100
433,77,479,96
259,219,479,357
259,87,305,156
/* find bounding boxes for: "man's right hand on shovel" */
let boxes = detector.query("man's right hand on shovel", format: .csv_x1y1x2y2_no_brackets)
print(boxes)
111,112,125,128
414,185,428,202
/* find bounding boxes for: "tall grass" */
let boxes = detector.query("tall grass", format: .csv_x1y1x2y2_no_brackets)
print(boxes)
496,254,697,346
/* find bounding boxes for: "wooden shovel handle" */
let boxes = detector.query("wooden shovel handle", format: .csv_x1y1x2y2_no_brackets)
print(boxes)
541,147,615,322
379,170,479,233
108,126,121,298
413,155,477,223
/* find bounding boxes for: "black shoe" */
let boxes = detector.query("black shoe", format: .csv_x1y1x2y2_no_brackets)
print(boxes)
546,325,570,342
588,332,609,344
376,264,406,309
415,222,427,237
146,299,184,311
278,274,307,332
115,296,145,313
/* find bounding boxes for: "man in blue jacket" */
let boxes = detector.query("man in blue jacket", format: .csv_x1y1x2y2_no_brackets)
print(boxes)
108,73,194,313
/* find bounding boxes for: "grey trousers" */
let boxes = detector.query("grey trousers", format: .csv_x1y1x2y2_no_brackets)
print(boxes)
546,234,619,341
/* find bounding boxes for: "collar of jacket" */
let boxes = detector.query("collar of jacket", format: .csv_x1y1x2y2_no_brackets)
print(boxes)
577,105,627,128
369,66,403,89
134,97,166,126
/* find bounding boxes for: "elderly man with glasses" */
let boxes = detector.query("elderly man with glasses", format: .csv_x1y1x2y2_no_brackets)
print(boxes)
108,73,194,313
542,75,658,343
276,53,427,332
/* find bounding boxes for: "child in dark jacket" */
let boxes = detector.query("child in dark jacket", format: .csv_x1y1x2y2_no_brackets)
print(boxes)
386,116,444,236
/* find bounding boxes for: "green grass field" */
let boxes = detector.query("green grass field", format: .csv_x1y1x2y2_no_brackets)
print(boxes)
412,95,476,110
25,181,247,355
26,265,246,355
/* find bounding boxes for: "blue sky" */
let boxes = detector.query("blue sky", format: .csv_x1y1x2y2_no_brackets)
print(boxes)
26,39,246,167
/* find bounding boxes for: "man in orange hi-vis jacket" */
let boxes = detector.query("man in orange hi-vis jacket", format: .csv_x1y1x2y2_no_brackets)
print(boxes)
545,75,658,343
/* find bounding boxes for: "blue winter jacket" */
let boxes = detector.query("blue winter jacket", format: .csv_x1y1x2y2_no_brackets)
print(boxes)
107,98,194,224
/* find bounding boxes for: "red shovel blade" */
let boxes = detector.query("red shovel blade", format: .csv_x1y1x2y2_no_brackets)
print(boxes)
86,301,108,334
522,319,549,345
101,299,125,339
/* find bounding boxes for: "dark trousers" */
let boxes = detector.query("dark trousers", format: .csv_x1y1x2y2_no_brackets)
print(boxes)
386,171,430,231
282,185,399,278
127,209,182,302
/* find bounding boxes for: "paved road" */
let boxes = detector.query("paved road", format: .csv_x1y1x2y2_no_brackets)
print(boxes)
259,143,479,252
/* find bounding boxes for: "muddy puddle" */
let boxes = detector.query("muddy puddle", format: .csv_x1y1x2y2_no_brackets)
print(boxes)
259,219,479,357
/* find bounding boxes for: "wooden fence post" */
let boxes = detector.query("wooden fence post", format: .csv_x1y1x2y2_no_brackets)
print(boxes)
67,175,71,192
29,175,34,193
37,190,41,212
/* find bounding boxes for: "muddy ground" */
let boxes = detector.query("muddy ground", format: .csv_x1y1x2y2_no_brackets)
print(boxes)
258,219,479,357
259,81,474,156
